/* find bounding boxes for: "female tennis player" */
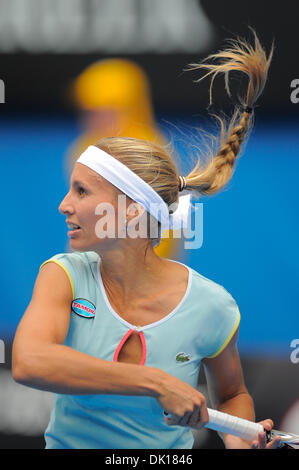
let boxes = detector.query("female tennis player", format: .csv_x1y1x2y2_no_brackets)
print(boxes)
12,31,281,449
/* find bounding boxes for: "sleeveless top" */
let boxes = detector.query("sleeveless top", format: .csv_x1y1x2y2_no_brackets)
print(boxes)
40,251,240,449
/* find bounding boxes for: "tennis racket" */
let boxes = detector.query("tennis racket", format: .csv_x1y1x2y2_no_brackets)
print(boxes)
164,408,299,448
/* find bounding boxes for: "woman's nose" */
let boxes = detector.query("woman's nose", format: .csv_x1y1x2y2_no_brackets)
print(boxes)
59,193,74,215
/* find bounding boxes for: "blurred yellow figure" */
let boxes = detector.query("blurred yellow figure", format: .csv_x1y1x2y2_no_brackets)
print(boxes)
66,58,181,259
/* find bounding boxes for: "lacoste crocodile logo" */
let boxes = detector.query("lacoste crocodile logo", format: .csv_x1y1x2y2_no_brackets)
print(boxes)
175,352,191,363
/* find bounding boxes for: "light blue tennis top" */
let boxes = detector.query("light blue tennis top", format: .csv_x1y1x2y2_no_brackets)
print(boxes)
40,251,240,449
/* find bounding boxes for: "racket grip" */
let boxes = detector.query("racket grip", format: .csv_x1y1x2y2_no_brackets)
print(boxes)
205,408,264,442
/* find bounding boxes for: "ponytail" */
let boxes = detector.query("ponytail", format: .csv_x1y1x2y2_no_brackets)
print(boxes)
183,29,274,196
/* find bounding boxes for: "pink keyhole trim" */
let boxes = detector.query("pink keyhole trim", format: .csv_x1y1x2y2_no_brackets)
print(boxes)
113,329,147,366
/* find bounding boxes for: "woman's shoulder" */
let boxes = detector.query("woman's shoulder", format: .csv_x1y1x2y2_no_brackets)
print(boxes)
188,265,237,306
40,250,100,272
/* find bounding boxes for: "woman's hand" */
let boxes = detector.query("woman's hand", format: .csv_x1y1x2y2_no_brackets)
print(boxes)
224,419,282,449
155,370,209,429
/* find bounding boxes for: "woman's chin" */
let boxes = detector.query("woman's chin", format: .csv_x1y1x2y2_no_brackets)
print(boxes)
69,236,116,252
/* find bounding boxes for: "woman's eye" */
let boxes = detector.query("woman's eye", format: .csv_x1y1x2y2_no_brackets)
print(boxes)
78,187,86,196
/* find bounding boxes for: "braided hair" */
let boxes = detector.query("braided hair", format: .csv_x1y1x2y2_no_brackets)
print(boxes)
184,29,273,195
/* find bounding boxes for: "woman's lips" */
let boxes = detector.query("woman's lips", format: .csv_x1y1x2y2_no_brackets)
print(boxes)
67,228,82,237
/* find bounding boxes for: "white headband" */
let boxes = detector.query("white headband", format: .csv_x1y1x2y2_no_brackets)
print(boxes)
76,145,192,233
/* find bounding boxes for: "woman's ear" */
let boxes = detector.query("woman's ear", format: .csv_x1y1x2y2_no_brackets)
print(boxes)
126,202,146,222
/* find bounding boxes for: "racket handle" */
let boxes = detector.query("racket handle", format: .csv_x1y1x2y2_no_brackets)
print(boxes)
205,408,264,441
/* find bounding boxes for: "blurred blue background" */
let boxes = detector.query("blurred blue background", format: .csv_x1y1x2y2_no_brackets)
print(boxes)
0,0,298,449
1,114,298,359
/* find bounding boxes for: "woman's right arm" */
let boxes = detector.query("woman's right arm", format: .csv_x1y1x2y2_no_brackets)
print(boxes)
12,262,161,396
12,262,208,426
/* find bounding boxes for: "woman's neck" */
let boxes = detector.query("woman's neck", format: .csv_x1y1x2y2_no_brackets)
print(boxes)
97,242,167,306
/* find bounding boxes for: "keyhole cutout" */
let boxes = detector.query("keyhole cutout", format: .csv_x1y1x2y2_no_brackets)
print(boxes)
116,330,144,365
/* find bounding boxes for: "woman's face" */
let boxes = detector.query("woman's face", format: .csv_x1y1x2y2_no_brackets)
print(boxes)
59,163,124,252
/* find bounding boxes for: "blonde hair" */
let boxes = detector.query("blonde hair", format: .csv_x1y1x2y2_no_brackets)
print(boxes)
95,30,273,243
